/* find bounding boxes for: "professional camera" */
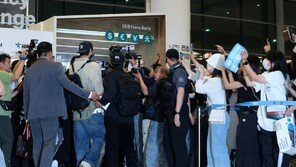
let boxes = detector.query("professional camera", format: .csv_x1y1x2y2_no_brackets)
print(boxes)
109,45,122,53
18,39,38,68
131,67,139,74
125,51,141,60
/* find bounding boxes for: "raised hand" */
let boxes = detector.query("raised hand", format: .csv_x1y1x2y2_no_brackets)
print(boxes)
241,51,249,62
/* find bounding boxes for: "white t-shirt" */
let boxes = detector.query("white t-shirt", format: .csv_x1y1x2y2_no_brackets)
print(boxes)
195,76,226,106
253,71,287,131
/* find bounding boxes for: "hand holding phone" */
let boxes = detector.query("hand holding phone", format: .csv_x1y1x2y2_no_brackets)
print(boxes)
266,38,270,46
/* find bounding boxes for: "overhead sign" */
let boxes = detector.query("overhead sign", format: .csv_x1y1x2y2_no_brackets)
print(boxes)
0,0,36,29
0,28,53,58
104,31,153,44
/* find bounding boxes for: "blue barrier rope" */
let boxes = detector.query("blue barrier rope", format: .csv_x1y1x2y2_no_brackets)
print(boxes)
210,101,296,110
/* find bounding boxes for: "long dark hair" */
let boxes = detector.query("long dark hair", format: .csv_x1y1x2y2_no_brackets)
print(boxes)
266,50,287,79
212,68,222,78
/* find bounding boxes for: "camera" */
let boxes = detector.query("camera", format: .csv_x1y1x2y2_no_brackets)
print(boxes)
125,51,141,60
18,39,39,68
109,45,122,53
131,68,139,74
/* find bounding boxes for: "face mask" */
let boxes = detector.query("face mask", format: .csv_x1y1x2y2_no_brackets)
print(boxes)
262,59,271,71
165,63,170,70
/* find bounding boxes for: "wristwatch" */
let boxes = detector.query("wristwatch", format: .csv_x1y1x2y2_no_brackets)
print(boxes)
243,61,249,65
174,111,180,115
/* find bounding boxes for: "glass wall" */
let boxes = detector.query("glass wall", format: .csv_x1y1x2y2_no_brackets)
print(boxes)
38,0,145,22
31,0,296,58
190,0,295,58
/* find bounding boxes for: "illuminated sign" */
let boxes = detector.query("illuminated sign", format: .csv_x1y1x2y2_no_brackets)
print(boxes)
104,31,153,43
0,0,36,29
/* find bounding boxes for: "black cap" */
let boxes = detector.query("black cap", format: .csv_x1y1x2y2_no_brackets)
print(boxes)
37,42,52,55
110,51,125,65
166,49,179,60
77,41,93,53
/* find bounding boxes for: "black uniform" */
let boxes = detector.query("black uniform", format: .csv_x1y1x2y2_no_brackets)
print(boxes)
163,62,190,167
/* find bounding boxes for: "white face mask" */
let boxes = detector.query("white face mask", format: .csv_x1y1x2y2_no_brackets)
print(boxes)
262,59,271,71
165,63,170,70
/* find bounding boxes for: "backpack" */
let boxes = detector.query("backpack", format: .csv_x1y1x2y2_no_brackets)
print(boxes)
114,73,142,117
64,59,92,111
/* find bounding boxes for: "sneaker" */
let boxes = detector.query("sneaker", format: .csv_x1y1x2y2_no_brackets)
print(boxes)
51,160,58,167
80,161,92,167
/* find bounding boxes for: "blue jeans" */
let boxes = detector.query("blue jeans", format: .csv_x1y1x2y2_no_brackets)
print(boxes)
207,112,231,167
74,113,105,167
145,121,167,167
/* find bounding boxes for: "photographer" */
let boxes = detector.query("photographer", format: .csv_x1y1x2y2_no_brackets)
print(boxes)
100,50,138,167
0,53,25,166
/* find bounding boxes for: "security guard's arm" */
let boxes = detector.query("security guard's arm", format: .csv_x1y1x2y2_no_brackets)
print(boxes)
175,87,185,114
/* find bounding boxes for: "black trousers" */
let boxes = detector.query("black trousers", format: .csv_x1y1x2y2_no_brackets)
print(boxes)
104,117,137,167
259,128,291,167
163,116,189,167
0,115,13,166
236,112,261,167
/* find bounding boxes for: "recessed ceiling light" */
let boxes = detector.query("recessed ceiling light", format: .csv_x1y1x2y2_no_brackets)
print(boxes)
205,29,211,32
226,11,230,15
257,4,260,7
125,0,129,2
272,39,276,42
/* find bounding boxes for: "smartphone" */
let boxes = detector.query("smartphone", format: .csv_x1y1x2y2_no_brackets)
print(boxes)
266,38,270,46
190,43,193,53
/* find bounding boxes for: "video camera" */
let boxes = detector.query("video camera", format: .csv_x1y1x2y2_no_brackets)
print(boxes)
18,39,39,68
109,44,142,62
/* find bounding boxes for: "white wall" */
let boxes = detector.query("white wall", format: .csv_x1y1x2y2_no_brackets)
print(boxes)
0,28,53,59
151,0,191,50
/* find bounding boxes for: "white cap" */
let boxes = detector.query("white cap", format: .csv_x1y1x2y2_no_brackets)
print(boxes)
206,53,225,70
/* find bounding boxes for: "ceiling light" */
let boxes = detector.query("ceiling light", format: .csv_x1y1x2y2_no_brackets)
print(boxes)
205,29,211,32
226,11,230,15
257,4,260,7
272,39,276,43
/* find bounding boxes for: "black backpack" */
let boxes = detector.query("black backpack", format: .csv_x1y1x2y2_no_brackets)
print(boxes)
64,59,92,111
114,73,142,117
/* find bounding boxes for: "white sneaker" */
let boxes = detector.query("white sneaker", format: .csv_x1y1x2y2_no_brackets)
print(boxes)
80,161,92,167
51,160,58,167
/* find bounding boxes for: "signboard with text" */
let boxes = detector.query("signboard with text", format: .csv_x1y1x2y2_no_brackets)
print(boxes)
0,0,36,29
0,28,53,58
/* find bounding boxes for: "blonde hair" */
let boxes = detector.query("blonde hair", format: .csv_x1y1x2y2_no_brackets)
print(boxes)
155,66,169,78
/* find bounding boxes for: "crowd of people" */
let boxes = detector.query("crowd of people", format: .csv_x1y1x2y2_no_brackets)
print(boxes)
0,39,296,167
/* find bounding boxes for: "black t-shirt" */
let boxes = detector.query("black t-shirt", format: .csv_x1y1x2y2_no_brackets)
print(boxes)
237,76,260,112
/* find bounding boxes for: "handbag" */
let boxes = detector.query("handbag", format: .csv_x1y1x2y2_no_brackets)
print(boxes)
16,122,33,159
0,100,14,111
209,109,226,124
